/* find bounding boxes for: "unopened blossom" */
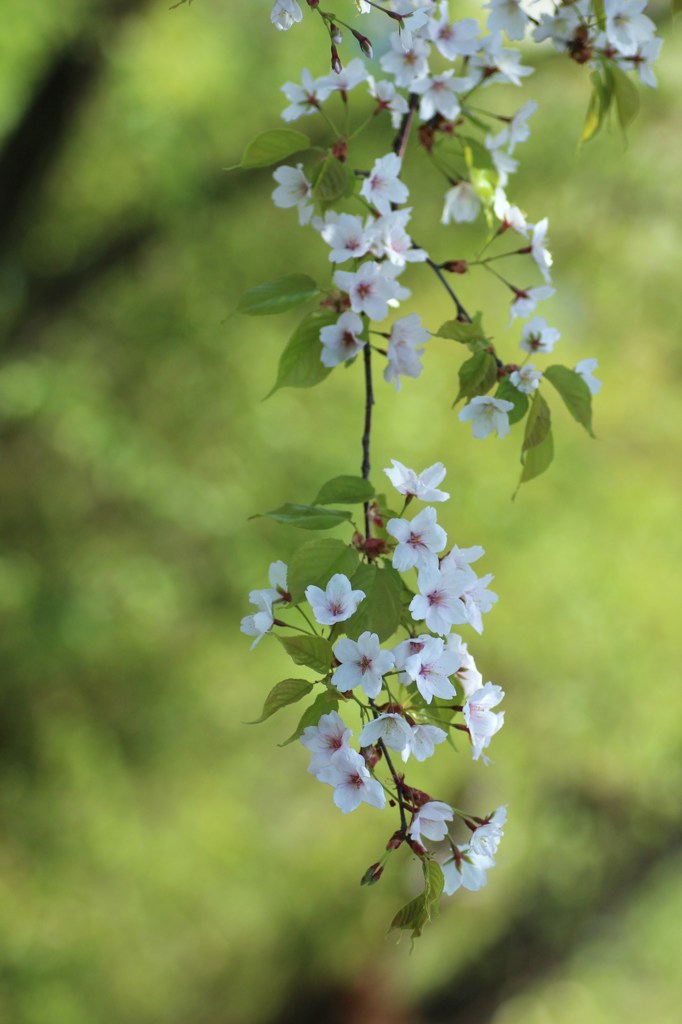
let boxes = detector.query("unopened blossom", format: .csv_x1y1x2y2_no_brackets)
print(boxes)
510,364,542,394
520,316,560,354
379,32,430,88
271,0,302,31
530,218,553,282
387,505,447,573
333,262,400,322
469,806,507,860
317,748,386,813
485,0,529,42
442,847,493,894
409,566,473,635
271,164,313,225
384,460,449,502
464,682,505,762
460,572,498,634
429,5,479,59
575,358,602,395
300,710,352,777
409,800,454,845
458,396,514,440
412,72,463,122
509,285,555,323
360,153,409,216
358,713,412,753
306,573,365,626
332,631,394,699
405,634,460,702
604,0,655,56
401,723,448,762
367,76,410,129
319,212,372,263
442,181,481,225
440,545,484,574
318,58,369,95
384,313,430,391
319,312,366,367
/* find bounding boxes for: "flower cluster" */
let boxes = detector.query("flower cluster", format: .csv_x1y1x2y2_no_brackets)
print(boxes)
242,461,507,920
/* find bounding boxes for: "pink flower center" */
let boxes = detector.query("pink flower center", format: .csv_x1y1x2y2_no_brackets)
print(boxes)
359,655,372,673
329,601,343,616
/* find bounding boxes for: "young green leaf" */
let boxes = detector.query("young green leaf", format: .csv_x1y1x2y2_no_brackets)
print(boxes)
279,635,334,674
389,894,430,941
257,503,352,530
522,390,551,453
237,273,320,316
435,312,489,350
312,154,354,203
240,128,311,168
454,350,498,404
517,428,554,491
313,476,375,506
611,64,640,134
246,678,313,724
343,564,403,642
288,539,360,603
543,364,595,437
280,689,339,746
495,378,529,425
267,310,336,396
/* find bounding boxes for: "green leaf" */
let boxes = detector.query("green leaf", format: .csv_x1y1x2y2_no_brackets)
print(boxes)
611,65,640,134
246,678,313,724
495,378,529,425
543,365,595,437
237,273,320,316
343,564,402,642
278,635,334,675
257,503,352,531
312,154,354,203
267,310,336,396
455,350,498,404
240,128,310,168
389,894,429,941
517,429,554,491
674,0,682,16
435,312,489,351
423,860,445,905
522,390,551,453
580,69,614,145
313,475,375,506
280,689,338,746
592,0,606,29
288,539,360,604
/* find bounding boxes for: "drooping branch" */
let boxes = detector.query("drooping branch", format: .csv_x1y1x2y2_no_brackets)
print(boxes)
361,337,374,538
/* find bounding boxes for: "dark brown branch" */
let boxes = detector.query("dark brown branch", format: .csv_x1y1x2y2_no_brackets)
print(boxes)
424,256,472,323
361,339,374,538
392,92,418,159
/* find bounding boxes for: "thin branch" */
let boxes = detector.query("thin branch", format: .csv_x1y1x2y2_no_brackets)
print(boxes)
361,338,374,538
392,92,418,159
424,256,472,323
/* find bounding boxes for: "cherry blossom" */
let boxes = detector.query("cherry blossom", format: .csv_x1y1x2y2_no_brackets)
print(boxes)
509,285,555,323
300,711,352,778
409,800,454,845
575,358,602,395
442,847,493,894
384,460,449,502
317,748,386,813
332,631,395,698
281,69,332,122
319,212,372,263
510,364,542,394
333,262,400,322
484,0,529,42
379,32,430,89
360,153,410,216
520,316,560,354
604,0,655,56
404,634,460,701
367,77,410,129
463,682,505,762
409,566,472,635
429,6,480,59
442,181,481,225
319,312,366,368
401,723,448,762
384,313,430,391
271,164,313,225
305,574,365,626
270,0,302,32
387,505,447,572
458,396,514,440
359,713,412,753
530,218,553,282
412,72,463,121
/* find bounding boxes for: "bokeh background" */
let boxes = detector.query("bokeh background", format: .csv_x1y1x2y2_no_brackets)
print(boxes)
1,2,681,1022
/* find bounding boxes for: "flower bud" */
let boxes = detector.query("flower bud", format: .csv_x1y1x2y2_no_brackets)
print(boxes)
330,45,342,75
360,862,385,886
352,29,373,59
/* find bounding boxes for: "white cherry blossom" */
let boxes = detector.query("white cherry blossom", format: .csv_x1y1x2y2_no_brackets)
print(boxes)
442,847,493,894
306,574,365,626
510,364,542,394
460,572,498,634
319,312,366,367
271,164,313,225
458,396,514,440
412,72,463,122
319,212,372,263
333,262,400,322
409,566,473,635
317,748,386,813
332,631,395,699
379,32,430,88
605,0,655,56
281,69,333,122
384,313,430,391
409,800,454,845
300,711,352,777
530,218,553,282
429,6,480,59
401,723,448,762
271,0,302,31
469,806,507,860
464,682,505,762
509,285,555,323
358,713,412,752
370,209,428,267
384,460,449,502
367,77,410,129
575,357,602,395
520,316,560,354
442,181,481,225
240,591,275,649
485,0,529,42
318,58,369,94
440,545,484,573
404,635,460,702
360,153,409,216
387,505,447,573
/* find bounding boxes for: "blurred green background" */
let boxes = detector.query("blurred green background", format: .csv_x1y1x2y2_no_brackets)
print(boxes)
1,2,681,1022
